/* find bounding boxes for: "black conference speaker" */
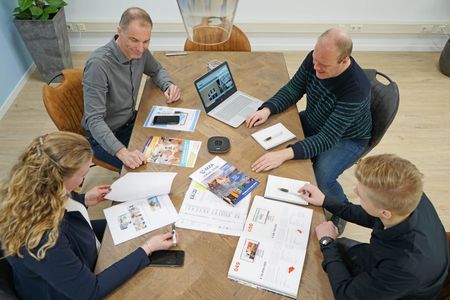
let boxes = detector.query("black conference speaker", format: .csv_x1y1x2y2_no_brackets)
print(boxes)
207,136,230,154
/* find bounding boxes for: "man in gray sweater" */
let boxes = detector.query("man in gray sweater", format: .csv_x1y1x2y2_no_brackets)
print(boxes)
82,7,181,170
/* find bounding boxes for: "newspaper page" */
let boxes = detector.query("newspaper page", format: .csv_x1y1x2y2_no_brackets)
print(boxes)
189,156,259,206
143,136,201,168
227,196,313,299
143,105,200,132
104,194,178,245
176,180,251,236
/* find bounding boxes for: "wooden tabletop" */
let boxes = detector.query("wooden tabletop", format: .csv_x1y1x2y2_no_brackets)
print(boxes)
95,51,333,299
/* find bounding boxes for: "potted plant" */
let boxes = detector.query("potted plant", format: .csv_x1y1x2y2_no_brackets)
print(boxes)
13,0,73,83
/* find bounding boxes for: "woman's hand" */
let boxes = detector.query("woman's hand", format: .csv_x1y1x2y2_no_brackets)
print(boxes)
141,232,176,255
84,185,111,207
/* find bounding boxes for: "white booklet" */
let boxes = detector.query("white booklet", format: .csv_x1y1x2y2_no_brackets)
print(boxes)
104,194,178,245
264,175,309,206
251,123,296,150
143,105,201,132
227,196,313,299
176,180,251,236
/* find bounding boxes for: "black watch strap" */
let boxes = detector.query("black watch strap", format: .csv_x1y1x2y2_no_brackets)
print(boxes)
319,236,335,250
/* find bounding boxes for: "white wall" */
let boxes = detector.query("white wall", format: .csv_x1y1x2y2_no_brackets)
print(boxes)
65,0,450,51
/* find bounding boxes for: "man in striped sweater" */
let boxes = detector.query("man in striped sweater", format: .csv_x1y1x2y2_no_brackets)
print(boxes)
246,28,372,234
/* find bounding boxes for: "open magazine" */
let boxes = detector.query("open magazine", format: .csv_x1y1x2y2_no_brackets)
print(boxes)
227,196,313,299
190,156,259,206
143,136,201,168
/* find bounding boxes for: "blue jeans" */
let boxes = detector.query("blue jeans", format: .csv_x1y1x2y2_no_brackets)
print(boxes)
85,119,135,170
300,112,367,203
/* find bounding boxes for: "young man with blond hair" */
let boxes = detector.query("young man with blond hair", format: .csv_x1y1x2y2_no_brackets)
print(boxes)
246,28,372,233
82,7,181,170
300,154,449,299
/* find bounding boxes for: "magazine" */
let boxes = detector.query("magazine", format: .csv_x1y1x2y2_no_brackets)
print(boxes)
227,196,313,299
104,194,178,245
190,156,259,206
176,180,251,236
143,136,201,168
143,105,200,132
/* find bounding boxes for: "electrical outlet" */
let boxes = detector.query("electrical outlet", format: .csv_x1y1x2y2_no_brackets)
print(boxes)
77,23,86,32
350,24,363,32
66,23,76,32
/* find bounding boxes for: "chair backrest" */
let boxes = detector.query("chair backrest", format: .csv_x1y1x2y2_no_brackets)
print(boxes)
42,69,120,173
184,25,251,52
358,69,400,159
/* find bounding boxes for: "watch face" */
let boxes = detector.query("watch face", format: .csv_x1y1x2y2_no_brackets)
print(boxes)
320,237,333,247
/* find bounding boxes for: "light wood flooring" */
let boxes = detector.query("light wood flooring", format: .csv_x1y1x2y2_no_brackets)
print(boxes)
1,51,449,242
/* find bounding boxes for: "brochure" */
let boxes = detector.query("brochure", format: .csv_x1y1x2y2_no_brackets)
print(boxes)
143,136,201,168
190,156,259,206
176,180,251,236
143,105,200,132
227,196,313,299
251,123,296,150
264,175,309,206
104,194,178,245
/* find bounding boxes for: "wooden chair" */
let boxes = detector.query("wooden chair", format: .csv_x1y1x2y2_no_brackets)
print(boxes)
42,69,120,173
184,25,251,52
358,69,400,159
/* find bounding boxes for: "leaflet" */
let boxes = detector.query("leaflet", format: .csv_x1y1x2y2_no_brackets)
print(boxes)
143,136,201,168
143,105,200,132
228,196,313,299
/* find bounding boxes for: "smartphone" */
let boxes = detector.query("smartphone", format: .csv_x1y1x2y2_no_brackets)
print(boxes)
152,115,180,125
148,250,185,267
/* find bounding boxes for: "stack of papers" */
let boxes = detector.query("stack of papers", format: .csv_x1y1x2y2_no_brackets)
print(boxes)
104,172,178,245
264,175,309,206
143,105,201,132
251,123,296,150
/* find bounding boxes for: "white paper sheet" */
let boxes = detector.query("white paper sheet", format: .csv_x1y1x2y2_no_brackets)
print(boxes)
143,105,201,132
176,181,251,236
251,123,296,150
105,172,177,202
264,175,309,206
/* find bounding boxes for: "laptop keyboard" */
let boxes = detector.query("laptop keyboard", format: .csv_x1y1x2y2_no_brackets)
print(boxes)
215,96,254,120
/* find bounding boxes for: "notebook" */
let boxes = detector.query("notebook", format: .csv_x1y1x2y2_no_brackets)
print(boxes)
264,175,309,206
194,61,263,128
251,123,296,150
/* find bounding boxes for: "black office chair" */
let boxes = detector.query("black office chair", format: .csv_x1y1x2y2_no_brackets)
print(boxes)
358,69,400,159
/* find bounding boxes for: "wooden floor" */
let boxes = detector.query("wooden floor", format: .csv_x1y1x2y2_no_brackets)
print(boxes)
1,51,449,243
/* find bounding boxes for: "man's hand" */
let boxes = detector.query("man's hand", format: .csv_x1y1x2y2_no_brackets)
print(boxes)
141,232,176,255
251,148,294,172
245,107,271,128
164,84,181,104
315,221,338,240
116,148,146,169
85,184,111,207
298,183,325,206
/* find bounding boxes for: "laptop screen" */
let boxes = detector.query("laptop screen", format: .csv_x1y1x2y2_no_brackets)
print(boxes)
194,62,238,113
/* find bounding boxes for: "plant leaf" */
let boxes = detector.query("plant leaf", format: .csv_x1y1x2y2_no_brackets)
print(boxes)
39,11,50,21
47,0,66,8
14,10,32,20
44,6,59,14
29,5,43,18
18,0,33,12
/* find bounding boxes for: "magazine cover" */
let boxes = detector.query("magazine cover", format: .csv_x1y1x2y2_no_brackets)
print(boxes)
190,156,259,206
143,136,201,168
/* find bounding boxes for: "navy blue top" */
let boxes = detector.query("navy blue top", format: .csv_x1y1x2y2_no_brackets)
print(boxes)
322,193,449,299
7,195,150,300
262,51,372,159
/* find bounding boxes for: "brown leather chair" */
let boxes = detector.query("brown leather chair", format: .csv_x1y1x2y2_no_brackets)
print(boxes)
184,25,251,52
42,69,120,173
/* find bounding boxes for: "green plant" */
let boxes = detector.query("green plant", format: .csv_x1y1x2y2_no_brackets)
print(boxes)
13,0,67,20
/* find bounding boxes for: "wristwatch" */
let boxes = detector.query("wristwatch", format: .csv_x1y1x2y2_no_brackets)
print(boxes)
319,236,335,250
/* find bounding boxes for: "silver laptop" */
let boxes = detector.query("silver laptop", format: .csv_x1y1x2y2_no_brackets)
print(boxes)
194,61,263,128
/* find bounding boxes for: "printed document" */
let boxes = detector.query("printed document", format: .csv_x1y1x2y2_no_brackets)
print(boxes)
143,105,200,132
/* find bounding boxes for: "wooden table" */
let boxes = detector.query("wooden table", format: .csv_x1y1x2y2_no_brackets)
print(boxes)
95,51,333,299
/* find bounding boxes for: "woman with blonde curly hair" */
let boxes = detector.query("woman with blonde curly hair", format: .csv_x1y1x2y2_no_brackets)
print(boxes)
0,131,175,299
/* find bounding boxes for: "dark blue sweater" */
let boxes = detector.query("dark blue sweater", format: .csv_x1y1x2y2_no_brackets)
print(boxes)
262,51,372,159
322,193,449,299
7,195,149,300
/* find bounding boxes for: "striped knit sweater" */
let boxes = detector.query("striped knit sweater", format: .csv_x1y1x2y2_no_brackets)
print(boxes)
262,51,372,159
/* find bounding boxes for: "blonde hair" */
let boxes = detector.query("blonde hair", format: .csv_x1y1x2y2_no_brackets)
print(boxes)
355,154,423,216
319,28,353,63
0,132,92,260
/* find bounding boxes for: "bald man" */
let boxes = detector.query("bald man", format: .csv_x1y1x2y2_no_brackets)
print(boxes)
246,28,372,234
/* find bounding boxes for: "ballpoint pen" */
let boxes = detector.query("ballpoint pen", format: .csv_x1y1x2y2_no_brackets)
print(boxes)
278,187,311,197
264,131,283,142
172,223,177,246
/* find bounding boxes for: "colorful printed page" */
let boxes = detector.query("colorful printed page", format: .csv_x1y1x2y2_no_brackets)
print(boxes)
227,196,313,299
189,156,259,206
143,105,200,132
143,136,201,168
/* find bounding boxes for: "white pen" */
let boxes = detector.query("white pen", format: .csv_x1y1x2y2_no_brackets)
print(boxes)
278,187,311,197
171,223,177,246
264,131,283,142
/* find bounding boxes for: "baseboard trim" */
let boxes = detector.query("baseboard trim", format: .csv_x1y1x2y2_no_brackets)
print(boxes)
0,64,36,120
